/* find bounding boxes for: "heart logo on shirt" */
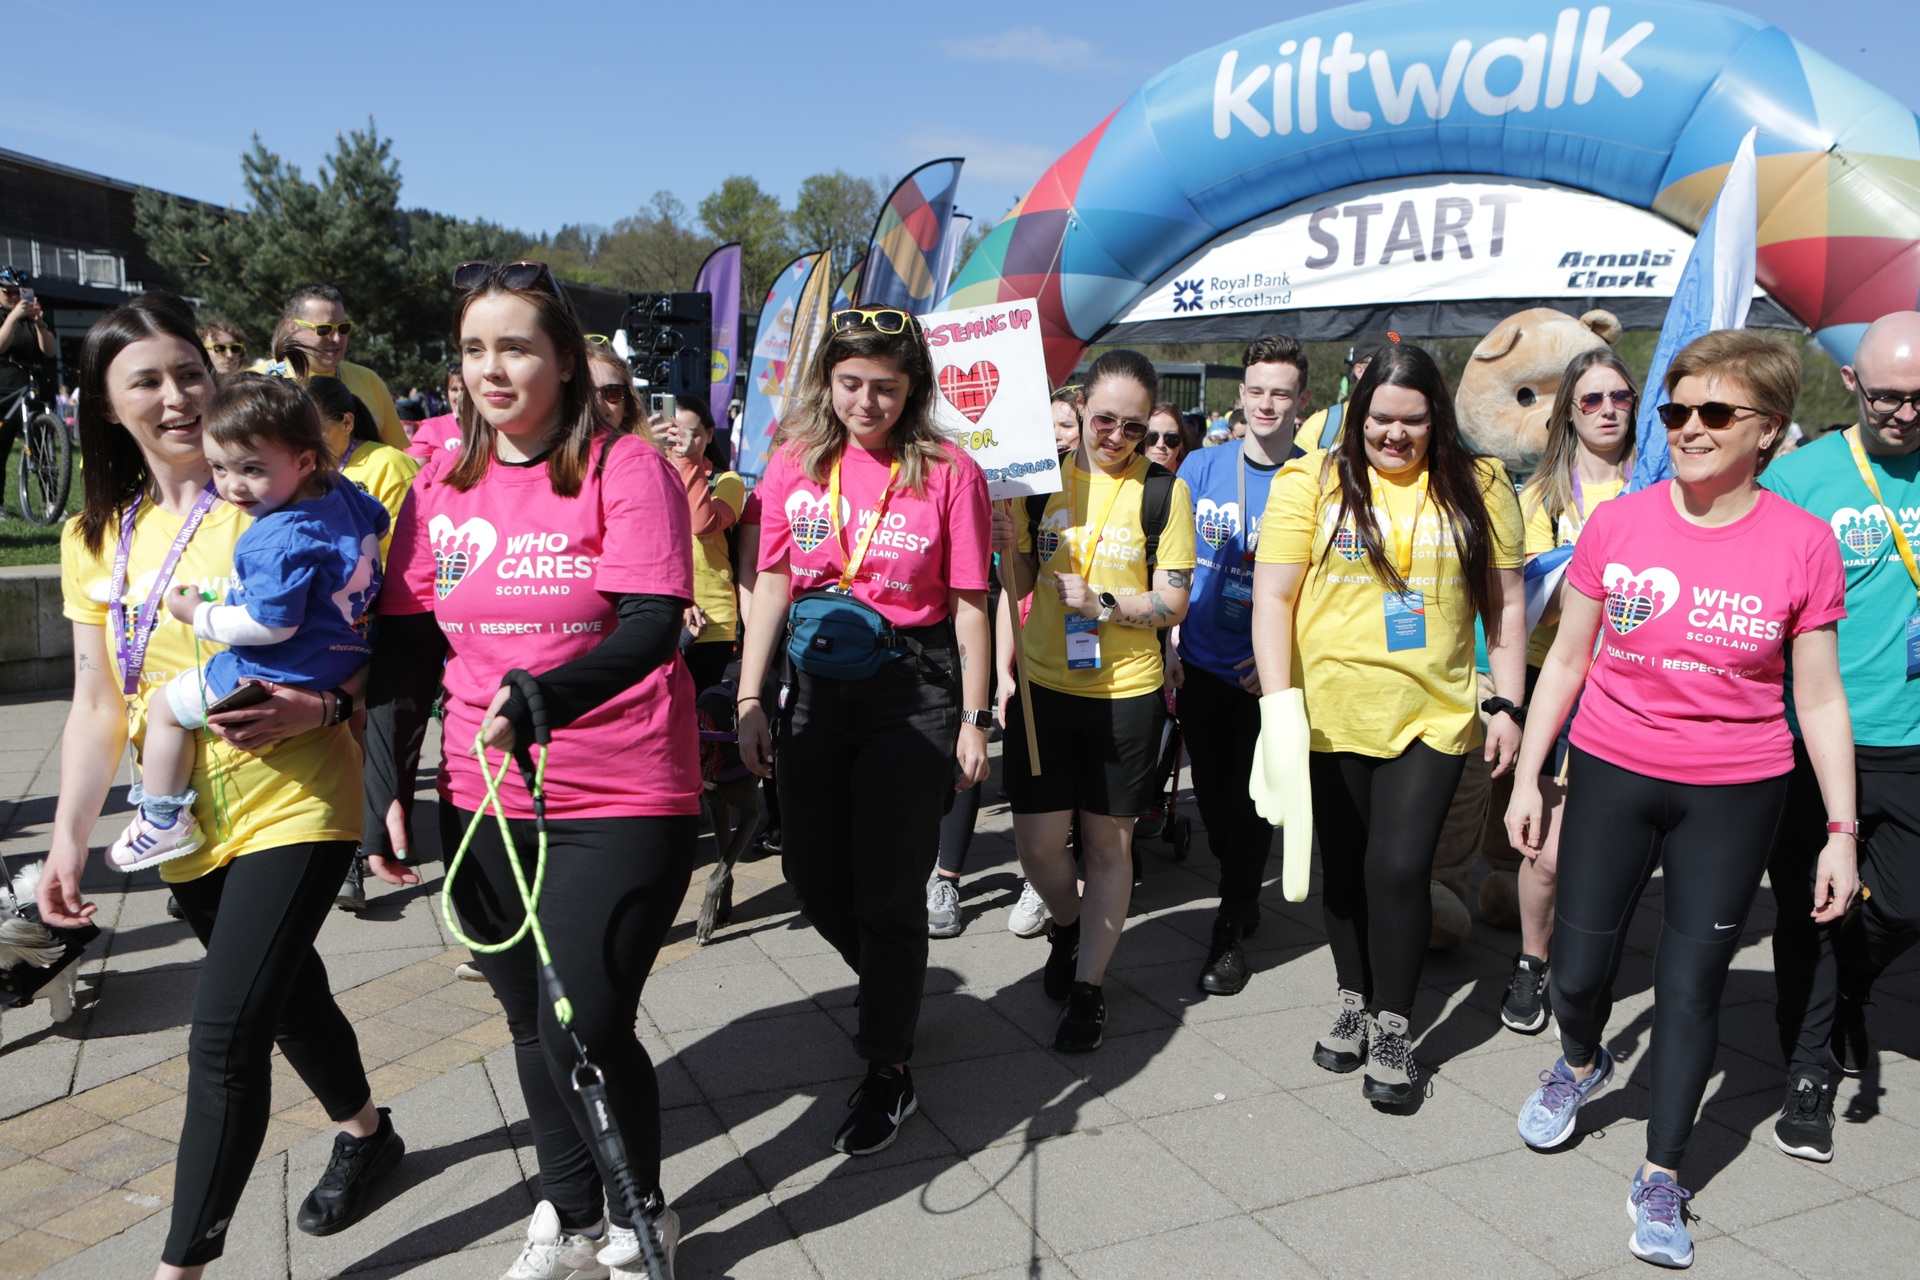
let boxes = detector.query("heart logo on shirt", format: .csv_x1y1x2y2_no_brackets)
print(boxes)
428,515,498,600
1600,562,1680,636
1196,499,1239,550
938,361,1000,423
785,491,836,554
1331,524,1366,561
1829,505,1892,559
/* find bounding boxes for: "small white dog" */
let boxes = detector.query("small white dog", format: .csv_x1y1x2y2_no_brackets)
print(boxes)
0,862,98,1023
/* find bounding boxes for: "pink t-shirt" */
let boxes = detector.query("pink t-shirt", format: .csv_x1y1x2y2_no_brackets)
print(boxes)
381,433,701,819
757,440,991,627
1566,484,1846,785
406,413,462,462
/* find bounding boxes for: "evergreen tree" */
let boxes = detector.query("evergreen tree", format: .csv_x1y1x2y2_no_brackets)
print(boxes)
697,177,790,307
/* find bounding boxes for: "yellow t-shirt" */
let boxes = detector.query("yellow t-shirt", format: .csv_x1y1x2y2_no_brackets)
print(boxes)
1521,474,1625,666
1016,453,1196,699
61,501,365,883
341,439,419,558
1256,449,1525,757
693,471,745,645
337,361,409,451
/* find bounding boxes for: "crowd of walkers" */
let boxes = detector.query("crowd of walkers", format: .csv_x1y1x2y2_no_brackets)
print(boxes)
23,259,1920,1277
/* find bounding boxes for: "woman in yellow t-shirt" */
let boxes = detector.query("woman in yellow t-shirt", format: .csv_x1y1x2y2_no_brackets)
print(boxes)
1251,341,1528,1105
306,374,420,555
993,349,1195,1052
1500,349,1637,1033
37,295,400,1274
652,394,744,693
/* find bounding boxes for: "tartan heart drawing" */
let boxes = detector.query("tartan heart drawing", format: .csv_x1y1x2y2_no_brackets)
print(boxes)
1331,524,1366,561
427,515,497,600
938,361,1001,423
1196,499,1238,550
786,491,836,554
1829,506,1891,559
1600,562,1680,636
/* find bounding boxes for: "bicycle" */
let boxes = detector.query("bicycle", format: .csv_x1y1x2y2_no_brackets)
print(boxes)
5,368,71,525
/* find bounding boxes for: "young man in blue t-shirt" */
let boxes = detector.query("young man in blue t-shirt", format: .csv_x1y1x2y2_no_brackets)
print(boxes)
1171,334,1311,994
1761,310,1920,1165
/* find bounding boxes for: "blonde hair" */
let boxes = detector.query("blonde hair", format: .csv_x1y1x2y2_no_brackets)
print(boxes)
781,317,951,497
1522,349,1638,528
1664,329,1800,470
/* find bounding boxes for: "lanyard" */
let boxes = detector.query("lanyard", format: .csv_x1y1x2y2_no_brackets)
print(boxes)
1845,426,1920,605
827,451,901,592
106,484,221,698
1368,466,1428,576
1067,451,1130,581
1236,441,1260,562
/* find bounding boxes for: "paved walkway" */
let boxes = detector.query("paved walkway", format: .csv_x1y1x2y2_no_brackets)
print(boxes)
1,690,1916,1279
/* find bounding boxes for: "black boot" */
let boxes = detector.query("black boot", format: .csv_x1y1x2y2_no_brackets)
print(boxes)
1043,917,1080,1001
296,1107,405,1236
1055,981,1107,1052
1198,915,1249,995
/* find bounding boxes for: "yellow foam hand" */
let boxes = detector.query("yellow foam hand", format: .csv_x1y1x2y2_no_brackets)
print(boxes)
1251,689,1313,902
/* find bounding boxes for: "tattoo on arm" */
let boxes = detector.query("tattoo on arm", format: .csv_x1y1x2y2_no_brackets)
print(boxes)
1164,569,1189,589
959,643,968,672
76,652,92,671
1111,592,1177,629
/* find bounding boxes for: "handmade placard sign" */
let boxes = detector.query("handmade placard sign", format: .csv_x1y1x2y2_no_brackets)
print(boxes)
921,298,1062,503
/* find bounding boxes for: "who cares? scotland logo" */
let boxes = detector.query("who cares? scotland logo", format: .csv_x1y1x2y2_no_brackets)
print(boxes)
1172,278,1205,313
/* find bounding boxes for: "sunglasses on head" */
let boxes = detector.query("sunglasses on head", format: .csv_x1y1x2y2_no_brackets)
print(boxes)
291,318,353,338
1143,429,1184,449
453,260,562,297
831,307,917,336
205,342,247,356
1577,389,1636,413
1655,401,1766,430
585,333,611,346
1088,411,1149,442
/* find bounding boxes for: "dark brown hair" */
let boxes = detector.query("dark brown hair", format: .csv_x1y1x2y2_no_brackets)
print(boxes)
1321,342,1506,621
74,293,214,556
1243,333,1309,383
305,375,382,445
206,373,336,473
446,274,602,497
1522,348,1638,529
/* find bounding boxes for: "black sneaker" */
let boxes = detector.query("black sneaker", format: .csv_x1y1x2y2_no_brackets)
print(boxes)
1831,992,1869,1078
1055,981,1106,1052
1043,917,1080,1001
1501,953,1550,1034
296,1107,404,1235
1198,916,1249,996
1773,1075,1836,1162
834,1063,916,1155
165,893,184,921
335,854,368,912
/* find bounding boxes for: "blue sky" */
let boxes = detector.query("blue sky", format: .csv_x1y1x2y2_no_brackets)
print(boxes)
5,1,1915,238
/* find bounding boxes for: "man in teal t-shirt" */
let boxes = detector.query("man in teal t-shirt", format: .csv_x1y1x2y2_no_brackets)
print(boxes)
1760,311,1920,1165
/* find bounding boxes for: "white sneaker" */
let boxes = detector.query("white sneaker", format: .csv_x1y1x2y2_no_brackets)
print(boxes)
1008,879,1051,938
107,809,204,873
503,1200,609,1279
926,871,963,938
599,1206,679,1278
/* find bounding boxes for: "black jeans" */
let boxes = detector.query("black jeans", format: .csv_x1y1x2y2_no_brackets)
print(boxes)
1310,741,1465,1018
165,841,369,1267
1553,747,1787,1170
444,805,696,1231
1177,663,1274,924
1773,742,1920,1083
779,646,959,1064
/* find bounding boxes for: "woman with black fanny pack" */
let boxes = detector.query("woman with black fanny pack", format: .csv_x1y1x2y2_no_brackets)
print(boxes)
736,307,993,1156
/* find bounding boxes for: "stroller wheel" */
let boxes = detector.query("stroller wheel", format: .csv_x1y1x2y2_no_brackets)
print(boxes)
1167,816,1191,861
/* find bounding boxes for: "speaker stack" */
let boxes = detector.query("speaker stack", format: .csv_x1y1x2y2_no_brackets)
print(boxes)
622,292,713,404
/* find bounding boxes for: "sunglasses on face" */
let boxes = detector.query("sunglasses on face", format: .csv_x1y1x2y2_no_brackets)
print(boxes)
1655,401,1765,430
594,384,629,404
453,260,562,297
291,318,353,338
205,343,247,356
830,307,917,336
1143,430,1184,449
1577,389,1636,413
1862,388,1920,416
1088,411,1149,442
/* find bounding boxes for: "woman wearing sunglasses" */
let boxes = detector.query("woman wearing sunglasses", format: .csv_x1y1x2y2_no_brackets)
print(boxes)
736,305,992,1155
363,260,701,1277
1144,399,1191,473
1250,340,1528,1105
197,318,250,378
993,349,1196,1052
1499,350,1639,1033
1505,329,1856,1270
588,344,641,434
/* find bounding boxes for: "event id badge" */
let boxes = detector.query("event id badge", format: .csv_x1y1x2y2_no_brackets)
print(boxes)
1215,572,1254,633
1065,613,1103,670
1907,614,1920,679
1384,591,1427,651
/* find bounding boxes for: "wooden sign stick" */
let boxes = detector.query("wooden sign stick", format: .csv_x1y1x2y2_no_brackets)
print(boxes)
997,498,1042,776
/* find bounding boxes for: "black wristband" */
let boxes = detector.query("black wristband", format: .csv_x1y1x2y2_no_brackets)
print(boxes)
328,687,355,725
1480,695,1526,726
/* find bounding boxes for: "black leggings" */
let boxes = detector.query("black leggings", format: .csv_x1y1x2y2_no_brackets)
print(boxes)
165,841,369,1267
443,805,697,1231
1552,747,1787,1170
1177,664,1273,923
1311,741,1465,1018
936,777,984,877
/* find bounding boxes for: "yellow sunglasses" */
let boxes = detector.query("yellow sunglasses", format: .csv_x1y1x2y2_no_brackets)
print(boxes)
831,307,917,336
291,318,354,338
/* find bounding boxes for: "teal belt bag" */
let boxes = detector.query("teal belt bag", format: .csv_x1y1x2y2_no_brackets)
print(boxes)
786,588,907,680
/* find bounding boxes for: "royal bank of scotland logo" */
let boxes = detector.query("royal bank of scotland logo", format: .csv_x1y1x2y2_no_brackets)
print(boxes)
1171,278,1204,313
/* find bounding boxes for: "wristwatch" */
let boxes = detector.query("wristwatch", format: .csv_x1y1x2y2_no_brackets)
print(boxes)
960,709,993,729
1480,695,1527,726
1096,590,1118,623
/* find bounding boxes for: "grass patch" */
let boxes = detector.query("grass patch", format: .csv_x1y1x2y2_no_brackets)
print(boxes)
0,443,76,566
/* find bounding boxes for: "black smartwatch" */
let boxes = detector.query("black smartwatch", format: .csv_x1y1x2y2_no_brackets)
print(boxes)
327,687,355,725
1480,695,1526,726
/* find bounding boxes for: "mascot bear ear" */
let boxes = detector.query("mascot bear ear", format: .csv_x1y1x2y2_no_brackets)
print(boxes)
1580,309,1624,346
1470,314,1525,362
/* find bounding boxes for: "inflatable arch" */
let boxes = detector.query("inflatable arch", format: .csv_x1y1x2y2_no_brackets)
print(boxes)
945,0,1920,383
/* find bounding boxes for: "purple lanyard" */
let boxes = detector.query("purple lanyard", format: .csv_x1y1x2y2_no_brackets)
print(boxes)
106,485,220,698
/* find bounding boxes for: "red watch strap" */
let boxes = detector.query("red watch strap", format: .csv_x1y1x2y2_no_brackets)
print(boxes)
1827,820,1860,836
